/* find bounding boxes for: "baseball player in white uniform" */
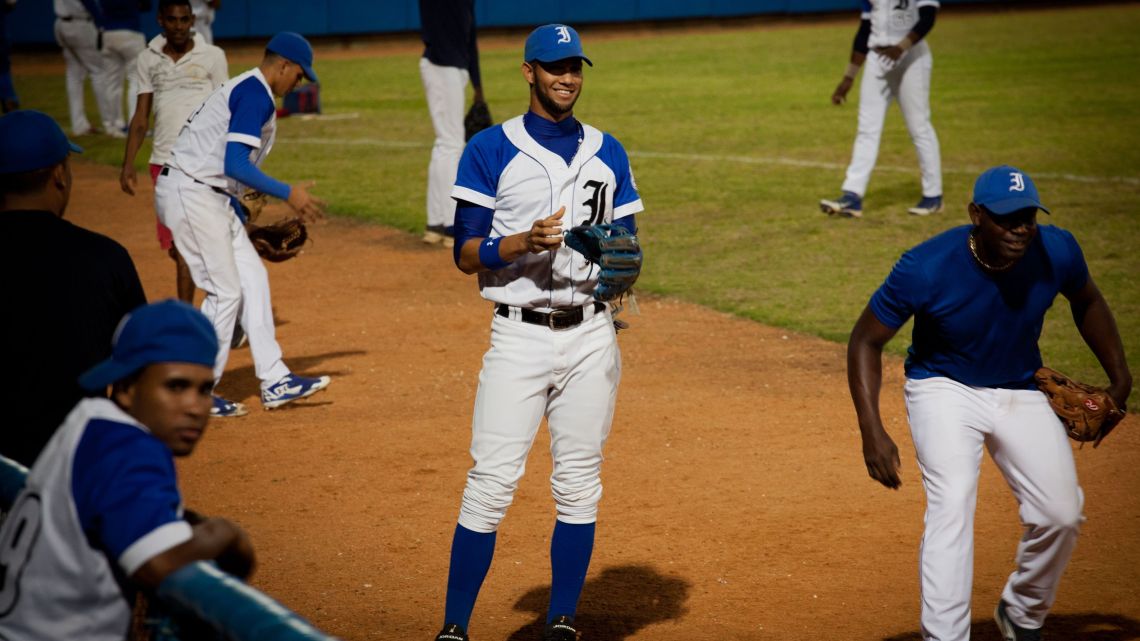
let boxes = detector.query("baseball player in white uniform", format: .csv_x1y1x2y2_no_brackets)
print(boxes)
53,0,116,136
847,166,1132,641
96,0,148,137
155,31,329,417
121,0,228,305
434,24,643,641
0,300,255,641
189,0,219,44
821,0,943,218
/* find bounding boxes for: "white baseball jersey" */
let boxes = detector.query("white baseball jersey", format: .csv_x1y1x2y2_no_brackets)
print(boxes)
862,0,941,48
134,33,228,165
0,399,192,641
167,67,277,193
452,115,643,310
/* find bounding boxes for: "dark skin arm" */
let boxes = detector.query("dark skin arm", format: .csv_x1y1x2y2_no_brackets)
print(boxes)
873,30,919,62
120,92,153,195
831,51,866,105
457,206,565,275
131,516,256,589
1065,276,1132,409
847,306,903,489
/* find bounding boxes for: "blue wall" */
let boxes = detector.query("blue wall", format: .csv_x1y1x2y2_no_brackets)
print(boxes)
6,0,993,46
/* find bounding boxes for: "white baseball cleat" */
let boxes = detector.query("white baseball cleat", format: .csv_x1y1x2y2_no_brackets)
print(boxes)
261,373,332,409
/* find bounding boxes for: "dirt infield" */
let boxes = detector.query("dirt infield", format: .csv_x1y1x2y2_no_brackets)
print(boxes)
71,161,1140,640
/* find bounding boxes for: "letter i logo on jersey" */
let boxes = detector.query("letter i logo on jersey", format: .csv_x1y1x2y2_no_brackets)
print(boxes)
1009,172,1026,192
556,26,571,44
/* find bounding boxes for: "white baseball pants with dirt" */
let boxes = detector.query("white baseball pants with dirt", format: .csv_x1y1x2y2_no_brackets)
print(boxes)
458,306,619,533
100,29,146,131
155,168,290,390
420,57,468,229
53,17,115,135
842,39,942,199
905,376,1082,641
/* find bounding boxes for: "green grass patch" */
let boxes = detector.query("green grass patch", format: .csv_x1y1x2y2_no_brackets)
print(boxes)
15,5,1139,396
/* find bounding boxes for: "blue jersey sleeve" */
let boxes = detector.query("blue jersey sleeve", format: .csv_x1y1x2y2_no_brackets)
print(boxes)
869,250,929,330
72,420,184,562
1048,227,1090,296
224,141,291,200
453,126,514,209
226,77,275,148
597,134,642,218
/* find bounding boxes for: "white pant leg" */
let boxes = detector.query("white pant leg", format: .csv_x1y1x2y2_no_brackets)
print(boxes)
545,311,619,524
54,19,99,134
896,41,942,198
906,377,990,641
459,314,554,533
420,57,468,228
100,30,146,129
231,228,290,387
156,174,243,385
991,390,1083,630
194,19,213,45
841,52,894,197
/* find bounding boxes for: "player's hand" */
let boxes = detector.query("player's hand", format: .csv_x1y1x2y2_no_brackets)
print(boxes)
873,45,905,62
1107,380,1131,413
832,77,855,105
119,165,138,196
861,427,901,490
525,206,565,253
287,181,326,222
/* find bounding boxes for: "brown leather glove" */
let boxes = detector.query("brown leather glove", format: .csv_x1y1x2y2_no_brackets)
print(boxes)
1035,366,1126,448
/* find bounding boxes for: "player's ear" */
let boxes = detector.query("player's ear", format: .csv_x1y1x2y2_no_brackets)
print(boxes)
521,62,535,85
967,203,982,226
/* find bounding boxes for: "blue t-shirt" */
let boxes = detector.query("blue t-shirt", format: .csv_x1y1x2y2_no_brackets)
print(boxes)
869,225,1089,389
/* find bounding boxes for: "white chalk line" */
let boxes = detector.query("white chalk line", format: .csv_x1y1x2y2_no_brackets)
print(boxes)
288,137,1140,187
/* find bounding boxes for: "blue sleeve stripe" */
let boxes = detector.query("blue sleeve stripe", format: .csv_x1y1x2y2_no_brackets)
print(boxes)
227,76,274,140
73,420,186,561
597,134,641,209
454,126,515,202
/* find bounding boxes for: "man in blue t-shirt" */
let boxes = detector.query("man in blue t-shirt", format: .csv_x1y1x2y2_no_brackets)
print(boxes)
847,165,1131,641
0,300,255,640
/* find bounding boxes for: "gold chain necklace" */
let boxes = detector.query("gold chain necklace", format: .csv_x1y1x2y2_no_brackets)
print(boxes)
968,232,1014,272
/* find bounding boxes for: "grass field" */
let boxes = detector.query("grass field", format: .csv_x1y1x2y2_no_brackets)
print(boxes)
14,4,1140,396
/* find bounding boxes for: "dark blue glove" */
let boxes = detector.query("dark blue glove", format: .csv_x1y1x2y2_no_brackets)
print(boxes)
563,224,642,302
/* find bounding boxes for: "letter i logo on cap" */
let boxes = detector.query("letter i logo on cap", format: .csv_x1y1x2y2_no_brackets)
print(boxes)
1009,172,1026,192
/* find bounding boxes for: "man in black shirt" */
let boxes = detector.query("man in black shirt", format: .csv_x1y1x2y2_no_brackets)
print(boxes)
0,110,147,466
419,0,485,248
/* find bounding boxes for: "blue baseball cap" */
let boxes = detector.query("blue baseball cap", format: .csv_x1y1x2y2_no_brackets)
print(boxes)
79,300,219,391
972,165,1050,215
266,31,317,83
0,110,83,175
524,24,592,66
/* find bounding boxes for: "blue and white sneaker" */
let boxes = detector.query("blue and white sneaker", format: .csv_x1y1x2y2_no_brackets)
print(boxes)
820,191,863,218
908,195,943,216
261,373,332,410
211,395,248,418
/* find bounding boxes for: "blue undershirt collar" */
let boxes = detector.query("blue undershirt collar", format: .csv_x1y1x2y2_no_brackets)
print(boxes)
523,110,583,166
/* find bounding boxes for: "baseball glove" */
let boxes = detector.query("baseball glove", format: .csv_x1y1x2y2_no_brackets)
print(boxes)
239,190,268,224
247,218,308,263
563,224,643,302
1035,366,1126,448
464,100,493,142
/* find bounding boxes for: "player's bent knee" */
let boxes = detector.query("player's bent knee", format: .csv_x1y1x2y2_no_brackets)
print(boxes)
551,479,603,522
459,482,517,531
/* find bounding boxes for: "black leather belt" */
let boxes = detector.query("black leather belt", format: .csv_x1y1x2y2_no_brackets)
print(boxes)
160,165,228,196
59,15,93,21
495,302,605,330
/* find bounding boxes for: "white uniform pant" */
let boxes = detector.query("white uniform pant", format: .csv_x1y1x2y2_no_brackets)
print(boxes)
419,57,468,228
100,29,146,131
193,20,213,45
842,40,942,199
155,169,290,390
53,18,114,135
458,307,620,533
905,377,1083,641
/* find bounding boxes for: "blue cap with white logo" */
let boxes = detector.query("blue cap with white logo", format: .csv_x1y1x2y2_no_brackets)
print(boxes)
266,31,318,83
524,24,592,66
78,300,219,391
972,165,1050,215
0,110,83,175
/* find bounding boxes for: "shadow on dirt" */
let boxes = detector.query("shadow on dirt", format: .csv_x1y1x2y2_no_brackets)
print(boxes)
506,564,691,641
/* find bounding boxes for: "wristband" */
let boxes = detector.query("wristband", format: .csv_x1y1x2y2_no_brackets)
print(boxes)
898,37,914,51
844,62,861,80
478,236,510,271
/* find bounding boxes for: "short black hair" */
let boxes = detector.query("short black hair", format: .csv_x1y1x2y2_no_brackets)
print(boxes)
0,166,56,197
158,0,192,12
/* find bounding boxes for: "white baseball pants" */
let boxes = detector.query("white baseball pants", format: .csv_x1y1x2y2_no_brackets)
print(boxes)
419,57,468,229
53,18,114,135
842,40,942,199
155,169,290,390
458,307,619,533
905,377,1083,641
100,29,146,131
